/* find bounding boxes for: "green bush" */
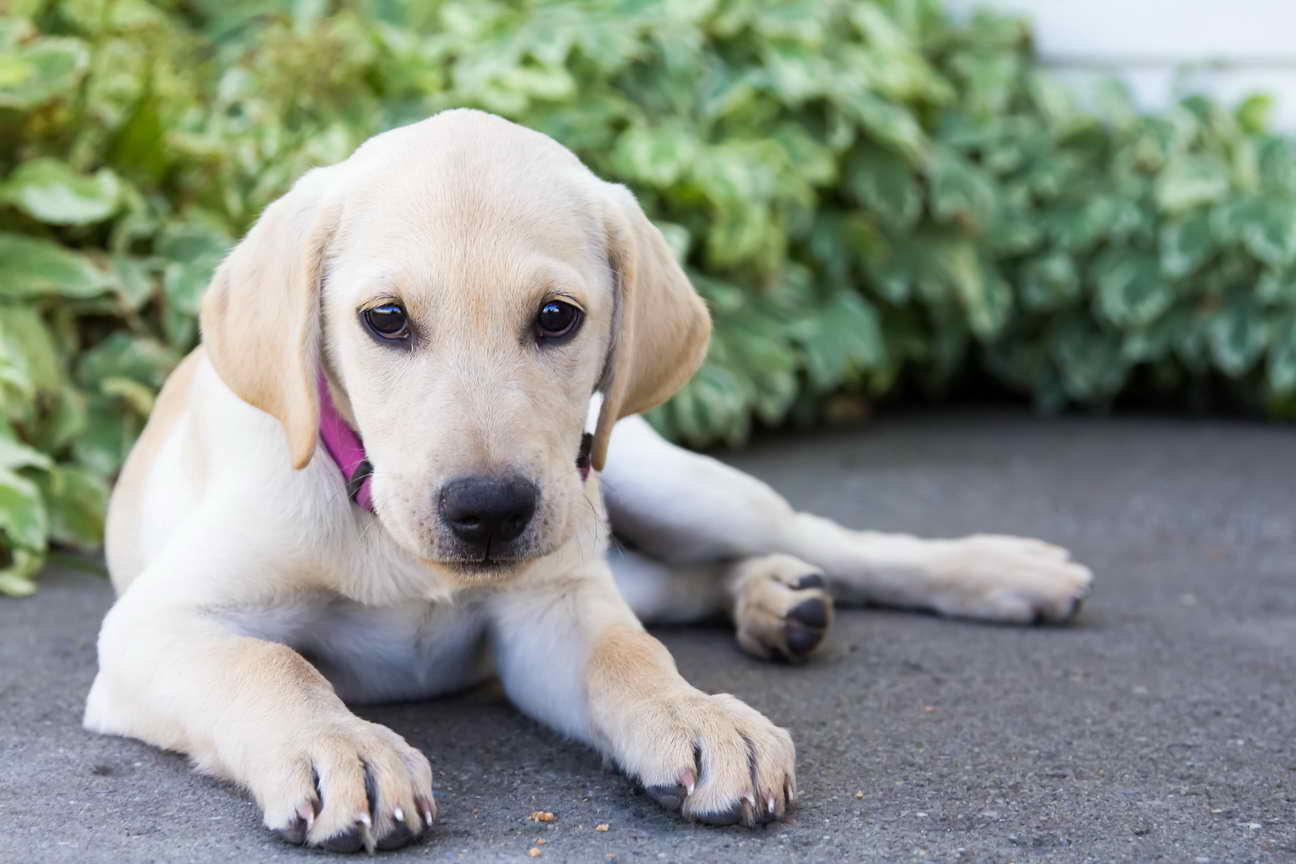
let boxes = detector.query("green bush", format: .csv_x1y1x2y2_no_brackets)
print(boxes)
3,0,1295,594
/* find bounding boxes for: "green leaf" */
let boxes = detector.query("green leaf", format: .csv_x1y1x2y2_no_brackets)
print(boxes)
161,259,213,346
1267,322,1296,394
846,144,920,230
1235,93,1274,135
72,394,140,477
110,256,156,311
0,234,112,299
0,35,89,109
1044,195,1139,253
990,184,1043,255
790,292,885,392
100,376,155,416
930,147,996,231
1020,253,1079,312
612,124,700,188
0,304,62,417
0,547,42,597
0,424,52,472
1258,269,1296,303
0,466,47,551
948,50,1018,117
1121,306,1191,364
1093,250,1173,328
761,40,834,104
1092,77,1138,131
77,332,179,392
1029,69,1087,134
3,158,124,225
156,221,232,265
1257,136,1296,192
34,464,108,549
1159,211,1214,278
1207,295,1268,376
28,385,88,454
1212,197,1296,267
840,91,928,166
773,123,836,186
1052,319,1127,401
931,240,1010,338
1156,154,1230,213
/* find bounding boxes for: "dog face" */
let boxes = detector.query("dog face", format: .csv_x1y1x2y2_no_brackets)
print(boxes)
200,110,710,581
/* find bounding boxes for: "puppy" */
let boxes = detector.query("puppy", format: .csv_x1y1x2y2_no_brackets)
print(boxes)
87,109,1092,852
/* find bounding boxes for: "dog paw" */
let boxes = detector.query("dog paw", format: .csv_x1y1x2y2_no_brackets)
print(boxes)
255,718,435,852
621,690,796,826
730,554,834,662
926,534,1094,624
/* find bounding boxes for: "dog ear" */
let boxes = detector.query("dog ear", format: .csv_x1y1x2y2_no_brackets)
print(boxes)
200,167,341,470
589,184,711,471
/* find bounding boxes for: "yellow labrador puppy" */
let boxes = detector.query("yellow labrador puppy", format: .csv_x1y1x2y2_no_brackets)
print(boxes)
87,109,1092,852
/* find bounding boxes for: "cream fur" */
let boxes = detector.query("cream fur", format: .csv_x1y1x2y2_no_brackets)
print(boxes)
88,109,1092,853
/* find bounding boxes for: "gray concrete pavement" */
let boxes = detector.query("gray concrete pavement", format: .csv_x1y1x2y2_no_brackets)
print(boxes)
2,411,1293,863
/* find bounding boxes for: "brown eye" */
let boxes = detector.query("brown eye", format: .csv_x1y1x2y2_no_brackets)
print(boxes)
363,303,409,340
536,300,582,341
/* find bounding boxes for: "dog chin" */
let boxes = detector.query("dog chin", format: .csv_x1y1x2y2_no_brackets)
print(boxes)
416,542,555,582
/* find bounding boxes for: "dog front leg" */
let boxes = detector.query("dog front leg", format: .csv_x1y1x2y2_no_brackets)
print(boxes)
85,564,434,852
489,572,796,826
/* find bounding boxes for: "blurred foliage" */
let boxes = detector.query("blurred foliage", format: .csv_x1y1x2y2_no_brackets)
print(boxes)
3,0,1296,594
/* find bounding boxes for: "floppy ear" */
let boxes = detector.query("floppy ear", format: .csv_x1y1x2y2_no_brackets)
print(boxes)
589,184,711,471
200,167,340,470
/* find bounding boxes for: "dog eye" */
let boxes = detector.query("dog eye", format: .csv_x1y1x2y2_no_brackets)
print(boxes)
536,300,582,342
363,303,409,340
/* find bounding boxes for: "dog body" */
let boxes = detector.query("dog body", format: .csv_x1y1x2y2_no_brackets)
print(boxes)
86,110,1092,852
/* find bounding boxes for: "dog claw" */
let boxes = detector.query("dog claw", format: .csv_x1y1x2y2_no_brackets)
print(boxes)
376,820,415,851
694,800,744,826
415,793,437,827
645,782,689,811
275,816,308,846
321,823,366,853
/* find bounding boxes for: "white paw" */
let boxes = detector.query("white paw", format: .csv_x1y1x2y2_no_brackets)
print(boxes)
618,691,796,826
925,534,1094,623
254,718,435,852
730,554,834,662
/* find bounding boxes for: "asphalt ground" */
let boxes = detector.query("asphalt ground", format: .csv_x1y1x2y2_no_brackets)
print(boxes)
2,411,1293,863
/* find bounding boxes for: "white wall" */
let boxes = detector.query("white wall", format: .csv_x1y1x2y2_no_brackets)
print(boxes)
944,0,1296,129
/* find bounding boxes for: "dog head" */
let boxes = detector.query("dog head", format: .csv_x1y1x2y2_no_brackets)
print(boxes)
200,109,710,580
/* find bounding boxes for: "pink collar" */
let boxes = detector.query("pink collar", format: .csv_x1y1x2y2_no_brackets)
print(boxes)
316,374,596,514
316,373,374,511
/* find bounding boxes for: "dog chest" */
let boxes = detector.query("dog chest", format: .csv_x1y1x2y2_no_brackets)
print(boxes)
222,594,494,704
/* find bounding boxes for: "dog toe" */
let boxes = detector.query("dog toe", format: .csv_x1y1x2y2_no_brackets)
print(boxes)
791,572,826,590
788,596,829,628
784,621,826,659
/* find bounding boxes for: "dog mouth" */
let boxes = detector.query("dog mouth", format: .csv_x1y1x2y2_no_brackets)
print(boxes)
429,541,543,574
448,553,518,571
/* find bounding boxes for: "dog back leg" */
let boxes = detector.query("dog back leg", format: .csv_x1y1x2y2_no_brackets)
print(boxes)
604,415,1091,624
610,546,833,662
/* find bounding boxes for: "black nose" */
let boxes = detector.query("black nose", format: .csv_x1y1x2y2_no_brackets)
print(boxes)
438,475,538,548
